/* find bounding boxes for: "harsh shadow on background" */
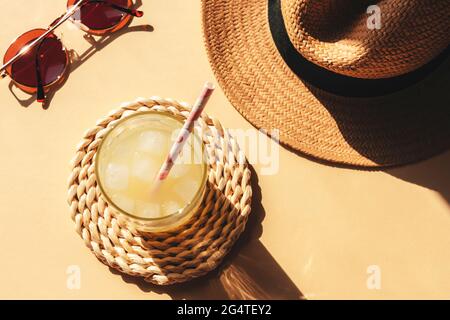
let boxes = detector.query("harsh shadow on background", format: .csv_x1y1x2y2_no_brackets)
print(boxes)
386,150,450,205
110,165,304,300
284,143,450,207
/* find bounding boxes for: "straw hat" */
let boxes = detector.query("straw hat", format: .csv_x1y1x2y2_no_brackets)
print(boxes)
202,0,450,167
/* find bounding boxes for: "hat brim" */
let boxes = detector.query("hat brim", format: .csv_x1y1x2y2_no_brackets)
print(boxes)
202,0,450,167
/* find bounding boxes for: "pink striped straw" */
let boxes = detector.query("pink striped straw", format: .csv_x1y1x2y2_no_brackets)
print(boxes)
151,82,215,194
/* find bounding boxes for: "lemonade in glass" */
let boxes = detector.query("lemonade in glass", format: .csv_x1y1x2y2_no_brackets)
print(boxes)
95,111,207,232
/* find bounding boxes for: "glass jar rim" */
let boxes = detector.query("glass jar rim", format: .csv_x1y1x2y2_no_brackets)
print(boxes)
94,110,208,223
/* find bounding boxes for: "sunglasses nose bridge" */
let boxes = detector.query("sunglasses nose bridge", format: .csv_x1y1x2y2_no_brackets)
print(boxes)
48,14,66,30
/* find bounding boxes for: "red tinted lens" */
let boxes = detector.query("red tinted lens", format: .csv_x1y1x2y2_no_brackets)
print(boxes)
4,30,67,89
76,0,129,31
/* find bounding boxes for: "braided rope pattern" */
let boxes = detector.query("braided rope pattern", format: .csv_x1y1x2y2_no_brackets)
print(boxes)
67,97,252,285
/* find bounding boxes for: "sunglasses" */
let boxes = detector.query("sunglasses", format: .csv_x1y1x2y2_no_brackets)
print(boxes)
0,0,144,104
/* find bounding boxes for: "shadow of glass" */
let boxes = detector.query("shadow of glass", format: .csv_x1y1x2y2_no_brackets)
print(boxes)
217,240,304,300
8,0,152,109
108,165,304,300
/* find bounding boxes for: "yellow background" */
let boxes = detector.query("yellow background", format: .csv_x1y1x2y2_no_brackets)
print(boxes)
0,0,449,299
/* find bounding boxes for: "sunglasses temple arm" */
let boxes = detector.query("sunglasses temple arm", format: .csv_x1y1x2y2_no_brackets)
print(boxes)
88,1,143,17
110,4,144,17
0,0,84,74
35,40,47,103
35,65,45,104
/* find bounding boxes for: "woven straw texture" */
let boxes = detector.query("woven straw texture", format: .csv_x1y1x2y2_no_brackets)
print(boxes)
202,0,450,167
281,0,450,79
67,98,252,285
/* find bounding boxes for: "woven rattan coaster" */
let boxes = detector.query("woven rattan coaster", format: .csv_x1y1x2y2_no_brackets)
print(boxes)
67,97,252,285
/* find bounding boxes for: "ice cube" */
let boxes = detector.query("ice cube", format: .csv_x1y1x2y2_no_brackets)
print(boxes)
111,143,134,163
174,179,200,203
162,201,183,215
138,130,168,154
104,163,129,190
131,155,160,182
111,194,135,213
136,202,161,219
